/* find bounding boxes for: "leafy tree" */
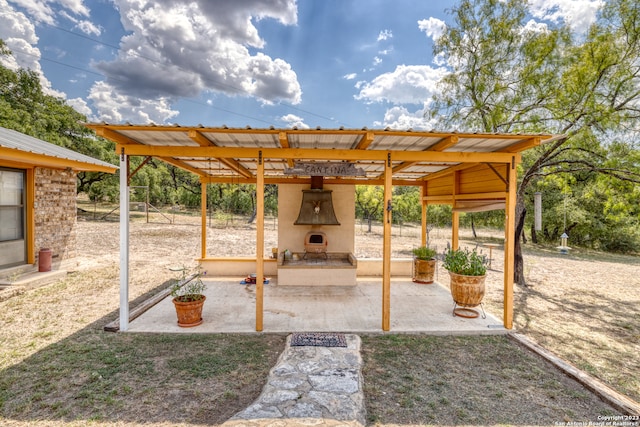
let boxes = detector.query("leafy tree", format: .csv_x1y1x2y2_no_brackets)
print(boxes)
391,186,421,232
355,186,384,232
1,39,120,199
431,0,640,284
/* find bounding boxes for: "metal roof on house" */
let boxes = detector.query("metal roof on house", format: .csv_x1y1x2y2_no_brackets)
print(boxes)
0,127,117,173
87,123,562,183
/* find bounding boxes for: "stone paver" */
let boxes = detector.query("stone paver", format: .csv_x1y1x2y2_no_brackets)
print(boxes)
224,334,365,427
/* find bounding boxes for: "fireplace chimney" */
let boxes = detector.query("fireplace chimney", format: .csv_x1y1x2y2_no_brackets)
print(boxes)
294,176,340,225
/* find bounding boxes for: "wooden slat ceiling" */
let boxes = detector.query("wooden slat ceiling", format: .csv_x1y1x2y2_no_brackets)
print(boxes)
87,124,561,184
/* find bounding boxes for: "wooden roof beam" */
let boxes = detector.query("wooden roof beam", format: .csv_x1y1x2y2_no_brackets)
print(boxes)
218,158,254,179
189,130,254,179
117,144,520,163
158,157,207,177
423,191,507,203
376,135,459,179
128,156,152,185
95,127,139,145
504,137,541,153
420,163,475,182
354,131,375,150
200,176,421,186
279,132,294,168
189,130,214,147
429,135,459,151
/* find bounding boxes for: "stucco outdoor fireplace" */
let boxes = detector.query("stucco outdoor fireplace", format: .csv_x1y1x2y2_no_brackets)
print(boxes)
277,176,357,287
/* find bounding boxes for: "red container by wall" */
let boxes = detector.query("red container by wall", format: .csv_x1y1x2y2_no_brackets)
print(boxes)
38,248,52,272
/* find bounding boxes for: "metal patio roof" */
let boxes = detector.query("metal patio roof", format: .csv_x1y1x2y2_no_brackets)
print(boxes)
87,124,561,184
0,127,117,173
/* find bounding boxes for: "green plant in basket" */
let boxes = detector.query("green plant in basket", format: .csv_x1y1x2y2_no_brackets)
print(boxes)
412,246,437,260
443,248,488,276
171,265,207,302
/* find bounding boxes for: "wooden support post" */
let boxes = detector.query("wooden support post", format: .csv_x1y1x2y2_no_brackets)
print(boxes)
451,171,460,250
200,180,207,259
382,153,393,331
256,152,265,332
452,212,459,250
421,182,427,247
503,157,517,329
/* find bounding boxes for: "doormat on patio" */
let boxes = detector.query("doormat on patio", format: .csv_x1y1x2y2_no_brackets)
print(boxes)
290,332,347,347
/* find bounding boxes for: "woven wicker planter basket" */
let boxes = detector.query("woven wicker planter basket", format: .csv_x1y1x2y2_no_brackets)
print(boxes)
448,272,486,307
173,295,206,327
413,258,436,284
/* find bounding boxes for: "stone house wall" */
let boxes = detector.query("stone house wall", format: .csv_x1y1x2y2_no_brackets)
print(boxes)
34,167,77,266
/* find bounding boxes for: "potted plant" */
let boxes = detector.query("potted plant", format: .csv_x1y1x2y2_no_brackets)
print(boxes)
171,265,207,327
412,246,438,284
442,248,488,317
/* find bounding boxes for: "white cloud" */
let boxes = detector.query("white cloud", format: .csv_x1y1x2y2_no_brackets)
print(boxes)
88,81,179,124
67,97,93,118
279,114,309,129
75,19,102,36
8,0,90,24
528,0,604,33
522,19,549,33
521,19,548,34
343,73,357,80
418,17,446,41
0,1,39,45
7,0,56,24
373,104,437,131
355,64,448,105
88,0,301,122
0,0,64,97
377,29,392,41
58,0,90,17
373,56,382,66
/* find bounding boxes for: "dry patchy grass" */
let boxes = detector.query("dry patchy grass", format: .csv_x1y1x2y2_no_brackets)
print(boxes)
0,209,638,426
361,334,619,425
0,260,285,426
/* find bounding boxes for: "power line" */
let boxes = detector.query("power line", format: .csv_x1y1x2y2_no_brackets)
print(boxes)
39,22,352,127
9,48,275,125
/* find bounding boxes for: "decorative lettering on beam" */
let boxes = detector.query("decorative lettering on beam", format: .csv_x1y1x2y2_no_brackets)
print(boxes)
284,161,366,177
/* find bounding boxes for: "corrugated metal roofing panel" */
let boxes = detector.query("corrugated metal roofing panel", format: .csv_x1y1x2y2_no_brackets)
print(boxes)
205,132,281,148
289,132,360,150
369,134,442,151
120,129,198,147
0,127,117,169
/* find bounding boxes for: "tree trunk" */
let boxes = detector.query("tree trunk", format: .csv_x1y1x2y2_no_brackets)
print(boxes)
514,195,527,286
530,223,538,244
471,214,477,238
367,214,373,233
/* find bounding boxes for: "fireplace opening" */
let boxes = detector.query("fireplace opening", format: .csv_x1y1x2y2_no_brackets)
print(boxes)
309,234,324,244
304,231,328,259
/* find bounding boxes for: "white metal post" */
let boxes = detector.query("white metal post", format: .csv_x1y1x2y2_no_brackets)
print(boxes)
119,152,130,331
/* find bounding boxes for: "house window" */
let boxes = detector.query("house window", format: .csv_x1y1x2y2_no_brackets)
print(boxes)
0,168,25,242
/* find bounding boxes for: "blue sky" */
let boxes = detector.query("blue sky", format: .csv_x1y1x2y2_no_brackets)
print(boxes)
1,0,603,129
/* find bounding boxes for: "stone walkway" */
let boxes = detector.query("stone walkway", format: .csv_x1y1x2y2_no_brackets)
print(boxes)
223,334,366,427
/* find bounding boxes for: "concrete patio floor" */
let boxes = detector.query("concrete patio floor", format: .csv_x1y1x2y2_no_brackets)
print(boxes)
126,277,508,334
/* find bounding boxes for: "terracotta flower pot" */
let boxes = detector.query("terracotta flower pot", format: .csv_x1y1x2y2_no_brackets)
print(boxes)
413,258,436,284
448,272,486,307
172,295,206,327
